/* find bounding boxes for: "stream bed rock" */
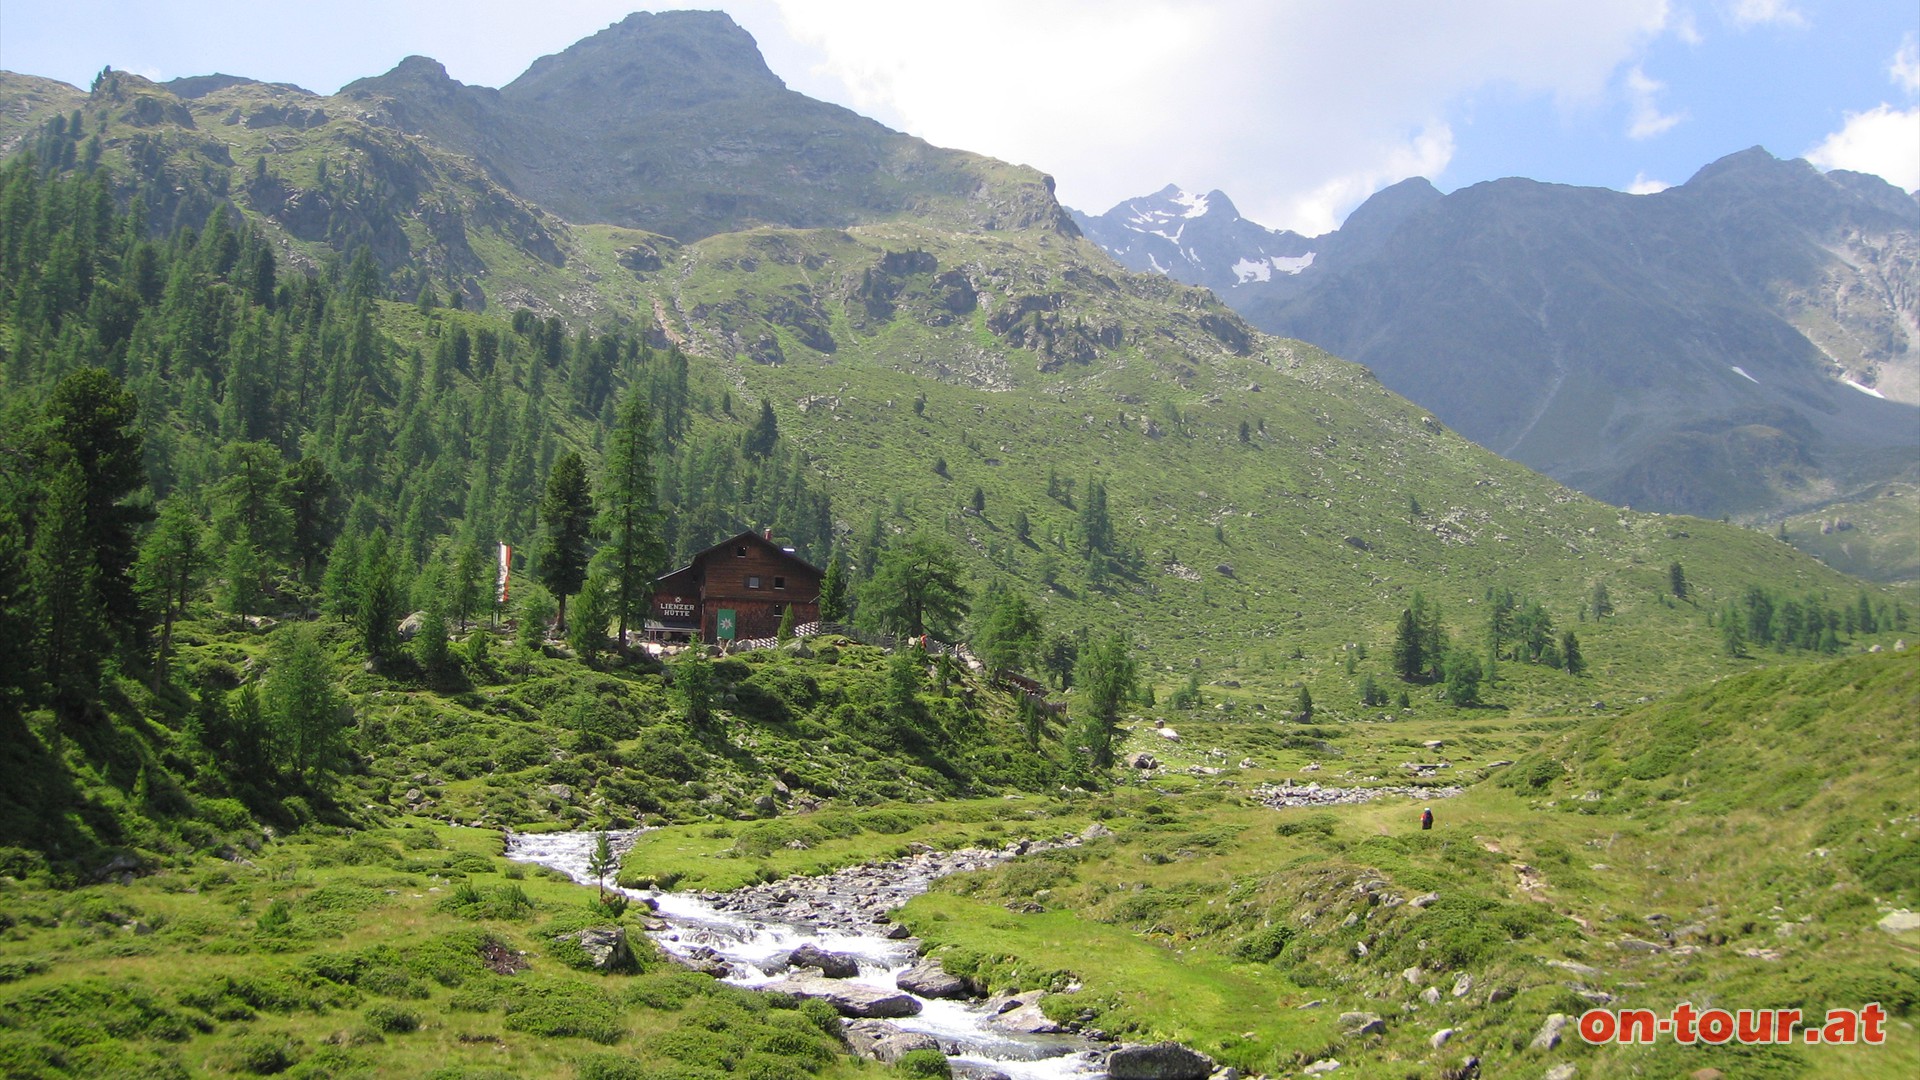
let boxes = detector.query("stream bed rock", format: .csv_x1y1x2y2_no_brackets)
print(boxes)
760,974,922,1018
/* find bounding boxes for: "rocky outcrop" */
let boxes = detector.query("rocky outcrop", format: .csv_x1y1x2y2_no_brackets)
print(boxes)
1254,780,1464,810
1106,1040,1216,1080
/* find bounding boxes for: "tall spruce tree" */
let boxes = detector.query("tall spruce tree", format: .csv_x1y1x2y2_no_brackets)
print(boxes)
537,451,594,632
818,550,849,623
31,459,105,714
42,367,149,647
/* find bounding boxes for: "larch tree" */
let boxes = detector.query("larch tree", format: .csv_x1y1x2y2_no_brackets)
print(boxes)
598,388,663,641
264,623,347,781
1073,631,1138,769
856,530,970,640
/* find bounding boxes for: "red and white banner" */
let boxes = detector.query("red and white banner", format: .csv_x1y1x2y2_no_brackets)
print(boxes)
497,543,512,605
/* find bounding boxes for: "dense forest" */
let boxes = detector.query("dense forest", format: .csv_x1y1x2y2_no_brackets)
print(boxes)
0,157,897,862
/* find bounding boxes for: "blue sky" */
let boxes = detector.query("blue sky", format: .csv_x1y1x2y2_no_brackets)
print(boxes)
3,1,1914,234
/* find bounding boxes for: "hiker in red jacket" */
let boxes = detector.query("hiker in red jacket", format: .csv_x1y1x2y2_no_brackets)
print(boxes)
1420,807,1434,831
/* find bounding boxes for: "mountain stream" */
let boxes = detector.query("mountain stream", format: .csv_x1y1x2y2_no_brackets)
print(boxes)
505,829,1105,1079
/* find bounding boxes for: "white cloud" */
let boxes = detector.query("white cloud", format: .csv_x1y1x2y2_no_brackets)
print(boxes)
1625,66,1686,139
1727,0,1807,29
1671,9,1704,45
767,0,1674,233
1627,171,1672,194
1893,35,1920,95
1281,124,1456,236
1807,104,1920,191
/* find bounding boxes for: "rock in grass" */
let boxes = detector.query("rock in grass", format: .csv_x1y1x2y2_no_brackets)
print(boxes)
1877,910,1920,933
760,975,920,1018
1106,1040,1216,1080
553,926,632,971
1531,1013,1570,1051
1339,1011,1386,1036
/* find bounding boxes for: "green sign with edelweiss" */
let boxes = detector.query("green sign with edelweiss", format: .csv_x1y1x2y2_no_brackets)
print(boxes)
716,609,736,640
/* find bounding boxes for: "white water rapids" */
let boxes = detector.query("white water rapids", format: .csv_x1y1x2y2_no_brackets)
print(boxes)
504,830,1104,1079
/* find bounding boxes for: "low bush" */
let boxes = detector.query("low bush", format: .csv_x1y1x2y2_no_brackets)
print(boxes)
362,1001,419,1033
501,978,623,1043
895,1048,954,1078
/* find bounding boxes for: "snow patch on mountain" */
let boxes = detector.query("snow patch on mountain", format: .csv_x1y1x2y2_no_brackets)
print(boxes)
1845,377,1886,399
1232,252,1316,284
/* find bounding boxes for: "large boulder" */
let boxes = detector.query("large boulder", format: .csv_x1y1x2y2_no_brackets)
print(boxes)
554,926,633,972
788,943,860,978
1106,1040,1216,1080
760,975,921,1018
896,958,970,999
843,1019,941,1063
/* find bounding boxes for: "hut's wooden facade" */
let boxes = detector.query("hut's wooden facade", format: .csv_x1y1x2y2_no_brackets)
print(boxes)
646,529,823,643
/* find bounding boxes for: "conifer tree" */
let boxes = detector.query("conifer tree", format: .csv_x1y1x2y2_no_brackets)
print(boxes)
264,623,346,781
31,458,105,714
356,532,402,668
1073,632,1138,769
138,494,201,677
818,550,849,623
1442,647,1482,706
973,588,1043,677
1561,631,1585,675
598,388,663,641
587,831,615,901
1391,607,1423,681
281,456,340,585
857,530,970,640
568,569,616,666
537,451,594,632
744,399,779,460
41,367,149,646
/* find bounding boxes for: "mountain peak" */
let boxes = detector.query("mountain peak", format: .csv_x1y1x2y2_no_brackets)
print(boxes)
341,55,463,100
504,9,784,109
1684,145,1810,186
